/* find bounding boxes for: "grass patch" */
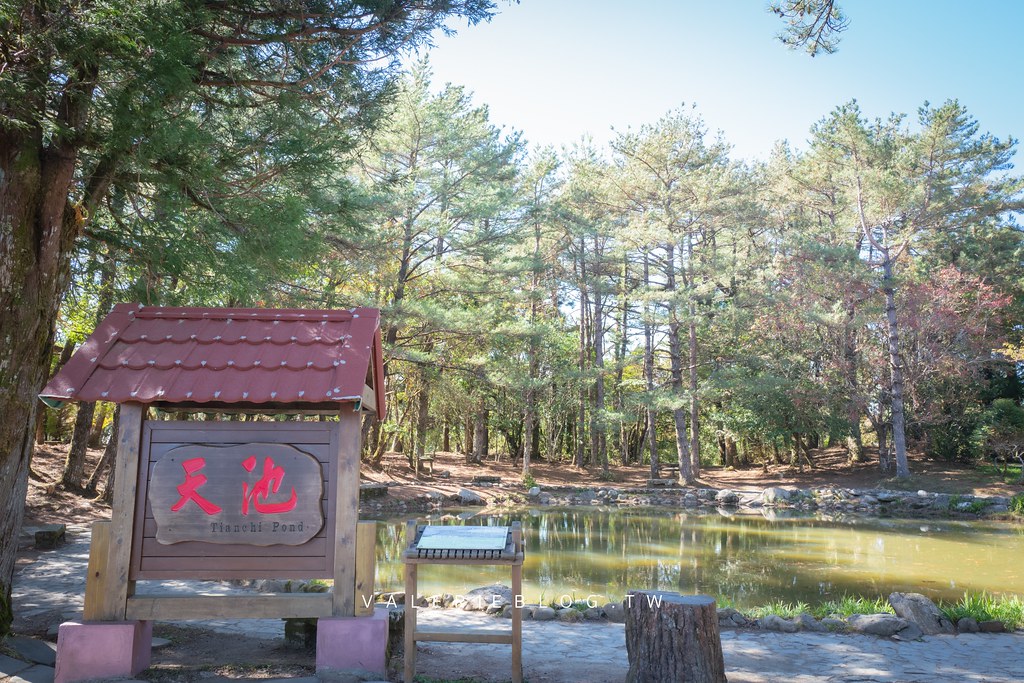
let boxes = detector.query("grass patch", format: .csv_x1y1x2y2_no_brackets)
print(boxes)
976,462,1024,483
747,600,812,619
814,595,894,619
745,596,894,620
948,495,988,514
1010,493,1024,516
939,592,1024,630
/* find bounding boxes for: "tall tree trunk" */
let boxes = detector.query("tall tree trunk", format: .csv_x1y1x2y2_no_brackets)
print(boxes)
882,256,910,478
88,401,109,448
573,240,589,471
442,420,450,453
0,61,101,637
85,406,119,494
523,215,542,475
63,250,117,489
464,414,474,461
97,407,120,504
472,400,487,464
726,437,738,468
615,254,630,466
643,252,659,479
482,407,490,457
688,303,700,478
35,410,46,445
877,421,891,473
592,235,608,474
685,237,701,479
414,379,429,474
665,244,693,484
843,304,865,463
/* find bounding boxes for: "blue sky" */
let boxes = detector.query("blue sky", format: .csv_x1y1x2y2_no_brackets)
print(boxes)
414,1,1023,164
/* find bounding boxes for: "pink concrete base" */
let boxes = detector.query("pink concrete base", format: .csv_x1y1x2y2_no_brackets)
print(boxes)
316,608,389,675
55,620,152,683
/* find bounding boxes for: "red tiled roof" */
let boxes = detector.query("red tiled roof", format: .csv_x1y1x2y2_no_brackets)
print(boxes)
40,304,386,416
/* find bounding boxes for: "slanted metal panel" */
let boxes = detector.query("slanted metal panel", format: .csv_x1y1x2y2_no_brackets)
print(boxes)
416,526,510,551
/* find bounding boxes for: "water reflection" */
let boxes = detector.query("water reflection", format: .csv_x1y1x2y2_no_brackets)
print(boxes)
369,508,1024,609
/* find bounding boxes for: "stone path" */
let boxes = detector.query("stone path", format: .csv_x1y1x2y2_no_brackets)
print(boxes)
9,524,1024,682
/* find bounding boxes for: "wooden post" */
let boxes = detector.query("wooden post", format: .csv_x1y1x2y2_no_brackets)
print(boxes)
103,403,144,620
403,520,418,683
354,520,377,617
332,411,362,616
624,592,726,683
83,521,111,620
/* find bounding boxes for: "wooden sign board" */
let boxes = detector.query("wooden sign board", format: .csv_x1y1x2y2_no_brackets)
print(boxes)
149,443,324,546
130,421,343,581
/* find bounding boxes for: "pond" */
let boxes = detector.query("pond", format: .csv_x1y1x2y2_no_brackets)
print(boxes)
369,507,1024,610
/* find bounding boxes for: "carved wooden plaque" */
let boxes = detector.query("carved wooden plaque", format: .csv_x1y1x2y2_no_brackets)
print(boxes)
149,443,324,545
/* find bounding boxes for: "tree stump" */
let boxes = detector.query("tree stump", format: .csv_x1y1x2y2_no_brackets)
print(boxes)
624,591,727,683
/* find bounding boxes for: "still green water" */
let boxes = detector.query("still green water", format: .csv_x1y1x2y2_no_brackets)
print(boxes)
370,508,1024,610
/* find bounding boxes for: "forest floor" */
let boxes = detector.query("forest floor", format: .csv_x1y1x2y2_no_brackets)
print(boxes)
360,444,1024,507
25,442,1023,528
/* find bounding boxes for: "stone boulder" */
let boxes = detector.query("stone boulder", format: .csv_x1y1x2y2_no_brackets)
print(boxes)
458,584,512,611
957,617,980,633
457,488,486,505
887,592,955,635
603,602,626,623
979,620,1006,633
716,607,748,627
532,606,556,621
759,614,798,633
762,487,790,505
794,613,826,632
557,608,584,623
847,613,909,637
715,489,740,505
821,617,848,632
893,623,923,641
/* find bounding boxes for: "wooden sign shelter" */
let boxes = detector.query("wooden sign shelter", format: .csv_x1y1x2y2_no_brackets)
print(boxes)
40,304,386,623
403,522,524,683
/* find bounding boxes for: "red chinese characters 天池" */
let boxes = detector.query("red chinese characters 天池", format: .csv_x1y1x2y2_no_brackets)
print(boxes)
151,442,324,546
169,455,298,516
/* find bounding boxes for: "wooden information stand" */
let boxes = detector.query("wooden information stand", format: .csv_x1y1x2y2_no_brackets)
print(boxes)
403,522,524,683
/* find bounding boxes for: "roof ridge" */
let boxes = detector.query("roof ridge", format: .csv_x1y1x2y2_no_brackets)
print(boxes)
135,306,376,322
114,337,351,346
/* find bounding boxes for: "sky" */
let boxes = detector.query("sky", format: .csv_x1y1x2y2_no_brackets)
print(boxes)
411,0,1024,164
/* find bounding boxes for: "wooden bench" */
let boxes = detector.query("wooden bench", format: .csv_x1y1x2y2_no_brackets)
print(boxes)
419,454,435,475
